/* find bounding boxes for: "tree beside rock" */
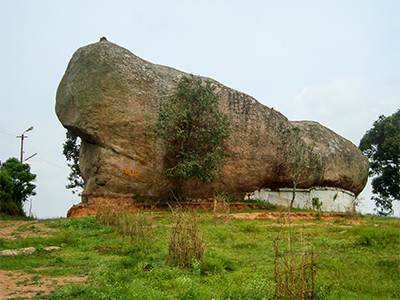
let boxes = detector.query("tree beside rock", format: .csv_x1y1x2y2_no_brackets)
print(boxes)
0,158,36,216
359,109,400,215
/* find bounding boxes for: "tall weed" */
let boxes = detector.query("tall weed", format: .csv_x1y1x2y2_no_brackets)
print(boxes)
274,236,316,299
96,205,154,248
167,210,204,270
213,193,230,223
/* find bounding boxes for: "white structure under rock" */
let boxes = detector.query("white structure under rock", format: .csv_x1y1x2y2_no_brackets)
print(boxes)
245,187,356,213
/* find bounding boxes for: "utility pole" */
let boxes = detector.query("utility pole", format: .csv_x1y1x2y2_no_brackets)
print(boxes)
17,126,33,162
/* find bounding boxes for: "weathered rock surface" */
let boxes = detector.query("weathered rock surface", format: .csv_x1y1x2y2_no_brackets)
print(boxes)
0,246,61,256
44,246,61,252
56,40,369,204
0,247,36,256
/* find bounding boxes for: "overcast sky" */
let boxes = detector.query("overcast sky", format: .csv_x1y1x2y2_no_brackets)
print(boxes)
0,0,399,218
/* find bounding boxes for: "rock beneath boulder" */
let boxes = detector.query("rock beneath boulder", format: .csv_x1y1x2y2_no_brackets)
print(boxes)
56,40,369,204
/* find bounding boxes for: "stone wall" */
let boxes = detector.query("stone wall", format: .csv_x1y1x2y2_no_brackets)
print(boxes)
245,187,356,213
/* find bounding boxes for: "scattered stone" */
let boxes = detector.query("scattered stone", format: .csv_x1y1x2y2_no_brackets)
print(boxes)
0,246,61,256
18,247,36,255
0,250,18,256
0,247,35,256
44,246,61,252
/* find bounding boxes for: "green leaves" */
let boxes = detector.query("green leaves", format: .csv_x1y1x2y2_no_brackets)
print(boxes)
0,157,36,216
158,75,231,191
359,109,400,215
63,130,84,195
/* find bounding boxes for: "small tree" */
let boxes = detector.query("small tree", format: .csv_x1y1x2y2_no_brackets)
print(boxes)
63,129,84,195
359,109,400,216
0,158,36,216
157,75,231,195
281,127,319,209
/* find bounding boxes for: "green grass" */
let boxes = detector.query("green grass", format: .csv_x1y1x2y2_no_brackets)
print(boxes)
0,213,36,221
0,212,399,299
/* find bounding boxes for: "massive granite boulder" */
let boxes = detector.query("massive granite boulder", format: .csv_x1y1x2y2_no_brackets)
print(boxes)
56,39,369,204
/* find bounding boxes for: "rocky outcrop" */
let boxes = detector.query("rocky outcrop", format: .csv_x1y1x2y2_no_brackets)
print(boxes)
56,39,369,204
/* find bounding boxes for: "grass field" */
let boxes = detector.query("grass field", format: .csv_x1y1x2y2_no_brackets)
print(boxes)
0,208,399,299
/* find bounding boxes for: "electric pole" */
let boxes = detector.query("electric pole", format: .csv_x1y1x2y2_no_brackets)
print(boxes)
17,126,33,162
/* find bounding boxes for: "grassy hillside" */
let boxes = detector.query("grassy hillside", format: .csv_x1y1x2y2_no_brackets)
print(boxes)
0,209,399,299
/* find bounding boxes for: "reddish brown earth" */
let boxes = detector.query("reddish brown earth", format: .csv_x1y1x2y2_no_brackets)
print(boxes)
0,270,86,300
0,221,60,240
67,201,351,220
0,221,85,300
67,201,273,217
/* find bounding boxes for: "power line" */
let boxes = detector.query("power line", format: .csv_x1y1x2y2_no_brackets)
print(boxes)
0,127,70,170
0,128,17,137
0,126,18,134
35,153,69,171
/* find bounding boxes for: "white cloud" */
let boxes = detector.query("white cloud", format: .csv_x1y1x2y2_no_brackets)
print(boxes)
288,76,399,145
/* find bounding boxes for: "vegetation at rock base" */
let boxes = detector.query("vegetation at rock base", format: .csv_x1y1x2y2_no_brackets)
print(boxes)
0,209,399,299
157,75,231,195
359,109,400,216
62,129,84,195
0,157,36,216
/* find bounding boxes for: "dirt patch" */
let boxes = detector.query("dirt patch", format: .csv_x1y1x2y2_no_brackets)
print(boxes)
230,212,349,220
345,219,368,225
94,245,121,252
0,221,60,240
67,202,357,222
0,222,85,299
0,269,87,300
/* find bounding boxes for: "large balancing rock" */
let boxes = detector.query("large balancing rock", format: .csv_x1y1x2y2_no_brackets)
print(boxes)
56,39,369,204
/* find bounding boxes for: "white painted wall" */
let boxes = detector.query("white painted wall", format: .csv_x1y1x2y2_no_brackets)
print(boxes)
245,187,356,213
